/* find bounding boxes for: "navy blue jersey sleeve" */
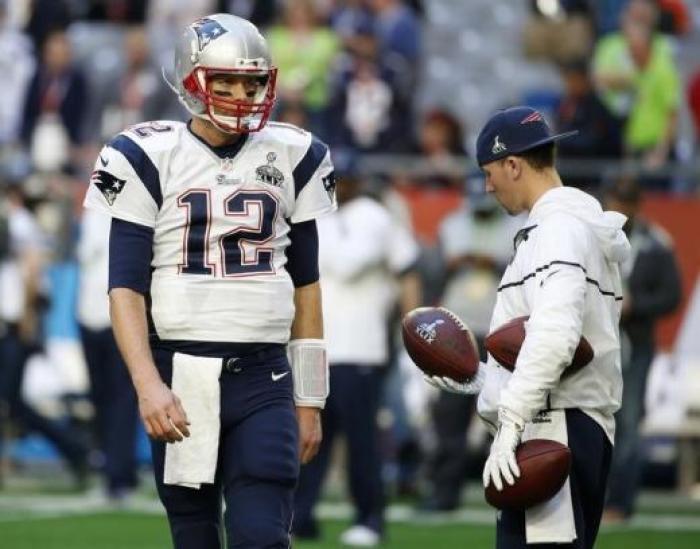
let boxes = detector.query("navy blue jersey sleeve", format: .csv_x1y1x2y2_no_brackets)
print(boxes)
108,218,154,294
285,219,319,288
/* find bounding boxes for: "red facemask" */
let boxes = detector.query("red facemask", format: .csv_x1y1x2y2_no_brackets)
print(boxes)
183,66,277,133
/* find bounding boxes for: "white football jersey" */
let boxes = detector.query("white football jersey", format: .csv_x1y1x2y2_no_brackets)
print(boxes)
84,120,336,343
477,187,630,442
318,196,419,365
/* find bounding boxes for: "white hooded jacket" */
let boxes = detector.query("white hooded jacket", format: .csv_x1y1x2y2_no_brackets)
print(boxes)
477,186,631,442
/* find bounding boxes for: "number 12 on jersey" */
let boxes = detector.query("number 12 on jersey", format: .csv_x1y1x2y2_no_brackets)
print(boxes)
178,189,279,277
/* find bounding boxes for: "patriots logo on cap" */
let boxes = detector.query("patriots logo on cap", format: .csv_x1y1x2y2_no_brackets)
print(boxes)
192,18,227,50
520,111,544,124
492,135,507,154
91,170,126,206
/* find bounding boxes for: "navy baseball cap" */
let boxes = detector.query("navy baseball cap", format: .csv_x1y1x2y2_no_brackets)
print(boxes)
475,106,578,166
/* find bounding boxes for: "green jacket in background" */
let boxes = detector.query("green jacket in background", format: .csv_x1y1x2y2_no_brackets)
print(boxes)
593,33,680,152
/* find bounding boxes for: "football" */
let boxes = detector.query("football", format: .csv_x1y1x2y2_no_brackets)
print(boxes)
484,439,572,510
401,307,480,382
484,316,594,377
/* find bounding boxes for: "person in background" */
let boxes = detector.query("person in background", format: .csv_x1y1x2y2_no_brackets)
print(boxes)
76,209,139,503
368,0,421,88
267,0,340,139
593,0,680,186
0,183,88,488
555,59,623,190
602,177,682,524
420,177,520,512
293,156,421,547
412,109,468,188
0,3,35,147
20,28,89,173
92,25,177,142
328,25,408,153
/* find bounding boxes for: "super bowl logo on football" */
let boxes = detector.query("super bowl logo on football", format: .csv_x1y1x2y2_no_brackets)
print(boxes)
402,307,480,383
415,319,445,344
256,152,284,187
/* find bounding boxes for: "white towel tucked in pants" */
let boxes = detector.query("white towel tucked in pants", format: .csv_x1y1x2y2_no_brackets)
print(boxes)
164,352,223,489
524,409,577,544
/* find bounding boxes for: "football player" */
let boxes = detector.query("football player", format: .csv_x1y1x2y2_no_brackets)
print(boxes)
84,14,335,549
426,107,629,549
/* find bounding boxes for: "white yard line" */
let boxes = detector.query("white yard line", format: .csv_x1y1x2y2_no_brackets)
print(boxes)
0,496,699,532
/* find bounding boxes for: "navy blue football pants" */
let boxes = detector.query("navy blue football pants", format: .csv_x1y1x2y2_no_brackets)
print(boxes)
496,408,612,549
80,325,139,495
293,364,385,536
150,347,299,549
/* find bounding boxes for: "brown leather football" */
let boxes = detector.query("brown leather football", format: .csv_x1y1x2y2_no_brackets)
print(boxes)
484,316,594,377
401,307,480,383
484,439,572,510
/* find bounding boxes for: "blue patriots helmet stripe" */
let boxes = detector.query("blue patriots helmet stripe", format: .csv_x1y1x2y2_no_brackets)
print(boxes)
107,135,163,209
293,136,329,198
192,17,228,50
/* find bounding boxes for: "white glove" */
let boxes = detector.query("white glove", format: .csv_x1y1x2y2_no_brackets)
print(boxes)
482,407,525,491
423,366,485,395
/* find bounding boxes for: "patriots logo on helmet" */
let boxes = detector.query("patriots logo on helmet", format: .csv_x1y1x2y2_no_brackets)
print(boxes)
92,170,126,206
192,17,227,50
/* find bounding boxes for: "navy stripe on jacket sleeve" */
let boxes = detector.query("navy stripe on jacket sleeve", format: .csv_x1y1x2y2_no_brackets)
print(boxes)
293,136,328,198
285,219,319,287
107,135,163,208
109,218,154,294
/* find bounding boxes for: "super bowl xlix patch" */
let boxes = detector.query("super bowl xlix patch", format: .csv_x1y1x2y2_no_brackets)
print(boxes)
256,152,284,187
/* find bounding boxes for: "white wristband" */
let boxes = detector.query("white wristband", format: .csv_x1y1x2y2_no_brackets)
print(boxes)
288,338,329,408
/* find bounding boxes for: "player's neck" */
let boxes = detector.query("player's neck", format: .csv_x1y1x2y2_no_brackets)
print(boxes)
190,117,244,148
525,168,563,211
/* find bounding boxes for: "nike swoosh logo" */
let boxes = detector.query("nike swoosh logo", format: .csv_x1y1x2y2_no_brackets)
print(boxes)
540,269,561,287
271,371,289,382
99,154,109,166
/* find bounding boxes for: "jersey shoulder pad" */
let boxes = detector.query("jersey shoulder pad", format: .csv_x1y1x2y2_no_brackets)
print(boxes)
261,122,326,161
119,120,185,154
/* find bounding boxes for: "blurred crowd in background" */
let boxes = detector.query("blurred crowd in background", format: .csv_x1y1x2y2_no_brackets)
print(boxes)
1,0,699,533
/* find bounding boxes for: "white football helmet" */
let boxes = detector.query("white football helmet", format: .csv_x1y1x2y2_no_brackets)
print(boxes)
167,13,277,133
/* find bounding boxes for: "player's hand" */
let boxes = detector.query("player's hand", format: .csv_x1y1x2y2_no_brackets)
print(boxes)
296,406,322,464
424,367,485,395
483,407,525,491
137,380,190,443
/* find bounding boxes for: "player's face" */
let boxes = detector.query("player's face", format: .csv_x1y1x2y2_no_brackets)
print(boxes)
482,158,526,215
207,73,268,114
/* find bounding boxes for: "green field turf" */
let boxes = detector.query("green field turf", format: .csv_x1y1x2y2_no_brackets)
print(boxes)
1,512,699,549
1,476,699,549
